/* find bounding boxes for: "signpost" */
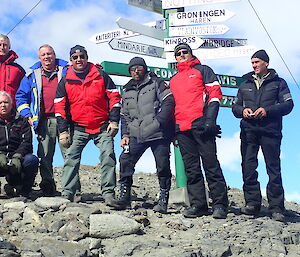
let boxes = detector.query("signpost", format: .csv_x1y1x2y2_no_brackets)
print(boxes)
200,37,247,48
169,8,235,26
169,24,230,37
89,29,139,44
164,36,204,51
128,0,162,14
162,0,240,9
109,38,164,58
165,45,256,62
117,17,165,41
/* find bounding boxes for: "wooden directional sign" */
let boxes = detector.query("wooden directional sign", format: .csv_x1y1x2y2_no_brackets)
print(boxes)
169,9,235,26
128,0,162,14
117,17,165,41
164,36,204,52
169,24,229,37
162,0,240,9
200,38,247,48
165,45,256,62
101,61,244,88
89,29,139,44
109,38,164,58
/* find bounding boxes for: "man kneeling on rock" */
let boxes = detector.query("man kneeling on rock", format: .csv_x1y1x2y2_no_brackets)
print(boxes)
109,57,175,214
0,91,38,197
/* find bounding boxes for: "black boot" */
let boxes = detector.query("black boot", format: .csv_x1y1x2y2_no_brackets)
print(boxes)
153,188,169,214
109,184,131,210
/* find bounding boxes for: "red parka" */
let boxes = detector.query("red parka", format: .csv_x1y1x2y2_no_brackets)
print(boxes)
0,50,25,107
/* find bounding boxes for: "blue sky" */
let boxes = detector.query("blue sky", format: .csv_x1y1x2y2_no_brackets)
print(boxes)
1,0,300,203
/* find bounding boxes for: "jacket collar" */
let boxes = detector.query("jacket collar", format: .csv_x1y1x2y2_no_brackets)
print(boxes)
176,56,201,72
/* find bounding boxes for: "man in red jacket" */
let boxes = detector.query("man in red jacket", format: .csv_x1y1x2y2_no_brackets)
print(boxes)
0,34,25,107
55,45,121,203
169,43,228,219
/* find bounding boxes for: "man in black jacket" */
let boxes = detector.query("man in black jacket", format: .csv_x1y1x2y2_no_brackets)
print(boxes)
232,50,293,222
109,57,175,213
0,91,38,197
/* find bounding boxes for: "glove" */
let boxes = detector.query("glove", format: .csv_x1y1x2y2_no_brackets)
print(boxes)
203,122,222,137
9,153,22,175
0,153,9,170
59,131,71,148
107,121,119,137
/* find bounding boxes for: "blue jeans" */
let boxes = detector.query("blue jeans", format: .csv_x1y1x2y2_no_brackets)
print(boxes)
61,129,116,197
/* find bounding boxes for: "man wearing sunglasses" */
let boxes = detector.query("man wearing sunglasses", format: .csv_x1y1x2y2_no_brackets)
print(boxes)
55,45,121,203
169,43,228,219
109,57,175,214
16,44,68,197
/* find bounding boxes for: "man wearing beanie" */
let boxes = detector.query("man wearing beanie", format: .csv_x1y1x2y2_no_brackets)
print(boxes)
109,57,175,214
232,49,293,222
169,43,228,219
55,45,121,203
16,44,68,197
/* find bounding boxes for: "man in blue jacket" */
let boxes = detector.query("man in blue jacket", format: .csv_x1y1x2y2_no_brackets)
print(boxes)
232,50,293,222
16,45,68,196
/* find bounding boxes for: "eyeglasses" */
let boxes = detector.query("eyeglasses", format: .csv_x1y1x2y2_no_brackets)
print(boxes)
130,65,145,72
72,54,86,60
175,50,189,57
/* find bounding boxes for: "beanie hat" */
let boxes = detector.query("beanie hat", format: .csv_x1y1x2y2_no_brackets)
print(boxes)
174,43,192,56
128,57,147,73
70,45,88,59
251,49,269,63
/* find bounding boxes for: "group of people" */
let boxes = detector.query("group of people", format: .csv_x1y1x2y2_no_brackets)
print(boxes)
0,33,293,222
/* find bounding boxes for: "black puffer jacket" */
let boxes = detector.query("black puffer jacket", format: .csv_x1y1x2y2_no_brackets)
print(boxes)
232,69,293,136
121,72,175,143
0,111,33,158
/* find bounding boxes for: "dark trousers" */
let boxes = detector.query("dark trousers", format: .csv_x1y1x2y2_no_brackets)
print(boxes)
5,154,39,194
119,137,172,190
241,130,284,213
177,129,228,210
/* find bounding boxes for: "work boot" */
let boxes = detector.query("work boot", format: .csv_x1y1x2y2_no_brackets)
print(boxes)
212,207,228,219
182,206,208,218
109,184,131,210
240,205,260,216
153,188,169,214
40,180,57,197
4,184,18,197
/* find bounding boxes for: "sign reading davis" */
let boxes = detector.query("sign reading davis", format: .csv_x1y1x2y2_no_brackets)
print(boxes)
101,61,244,88
169,9,235,26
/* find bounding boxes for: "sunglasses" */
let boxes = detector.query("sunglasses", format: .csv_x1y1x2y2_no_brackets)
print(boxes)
175,50,189,57
130,65,145,72
72,54,86,60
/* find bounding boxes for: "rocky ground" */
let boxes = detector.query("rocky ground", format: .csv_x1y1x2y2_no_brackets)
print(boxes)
0,164,300,257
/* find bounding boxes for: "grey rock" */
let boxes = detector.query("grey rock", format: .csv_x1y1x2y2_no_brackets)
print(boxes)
89,214,141,238
22,207,41,227
34,197,69,210
58,218,89,241
3,201,26,210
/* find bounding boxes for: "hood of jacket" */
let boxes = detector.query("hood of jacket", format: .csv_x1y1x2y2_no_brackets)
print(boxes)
1,50,18,64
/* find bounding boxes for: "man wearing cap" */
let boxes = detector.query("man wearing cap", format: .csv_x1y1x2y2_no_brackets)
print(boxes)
16,44,68,196
0,34,25,108
55,45,121,203
109,57,175,213
169,43,228,219
232,49,293,222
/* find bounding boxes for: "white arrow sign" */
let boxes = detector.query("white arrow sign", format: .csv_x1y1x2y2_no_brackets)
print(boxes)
200,38,247,48
109,38,165,58
169,24,229,37
162,0,240,9
89,29,139,44
169,9,235,26
165,45,257,62
164,36,204,52
117,17,165,41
